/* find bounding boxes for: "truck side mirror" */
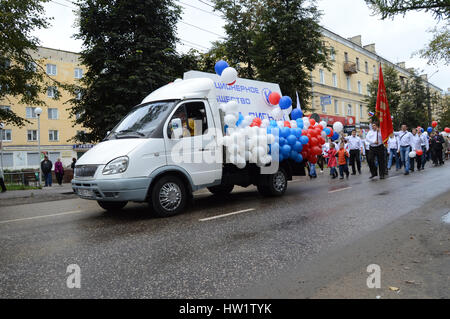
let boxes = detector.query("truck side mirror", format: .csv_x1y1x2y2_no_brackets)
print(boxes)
169,118,183,139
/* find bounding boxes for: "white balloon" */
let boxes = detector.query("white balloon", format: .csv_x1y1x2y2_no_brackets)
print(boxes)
228,144,239,156
409,151,416,158
236,161,246,169
271,107,283,120
320,121,327,129
321,131,327,139
261,155,272,165
250,126,260,136
224,114,237,127
244,150,251,161
277,120,284,128
253,146,266,158
282,106,292,117
303,119,310,129
257,135,268,146
290,120,298,128
267,134,275,144
258,127,267,136
261,119,270,128
333,121,344,133
249,136,259,150
224,101,239,114
222,136,231,147
244,115,254,123
221,67,238,85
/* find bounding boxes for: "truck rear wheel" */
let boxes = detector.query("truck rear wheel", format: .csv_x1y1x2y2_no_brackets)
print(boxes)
151,175,187,217
257,168,288,197
207,184,234,196
97,200,128,211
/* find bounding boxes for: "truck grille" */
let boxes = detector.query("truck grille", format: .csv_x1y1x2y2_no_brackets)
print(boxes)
74,165,98,178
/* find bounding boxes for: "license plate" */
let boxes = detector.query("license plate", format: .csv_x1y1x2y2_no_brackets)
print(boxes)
78,189,95,198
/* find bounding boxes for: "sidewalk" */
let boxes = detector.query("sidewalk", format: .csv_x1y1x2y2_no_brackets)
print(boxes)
0,183,76,207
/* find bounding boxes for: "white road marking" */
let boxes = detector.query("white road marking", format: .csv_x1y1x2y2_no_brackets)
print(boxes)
0,210,86,225
199,208,256,222
328,186,352,194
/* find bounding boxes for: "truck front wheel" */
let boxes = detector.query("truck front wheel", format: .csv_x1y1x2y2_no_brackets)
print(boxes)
257,168,288,197
97,200,128,211
151,175,187,217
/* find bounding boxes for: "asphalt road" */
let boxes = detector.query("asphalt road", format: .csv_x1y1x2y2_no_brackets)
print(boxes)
0,163,449,298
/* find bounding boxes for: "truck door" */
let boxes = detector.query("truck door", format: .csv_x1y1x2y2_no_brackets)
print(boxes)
164,100,222,186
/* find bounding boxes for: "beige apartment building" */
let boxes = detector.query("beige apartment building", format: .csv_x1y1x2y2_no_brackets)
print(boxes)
0,47,89,170
308,28,443,133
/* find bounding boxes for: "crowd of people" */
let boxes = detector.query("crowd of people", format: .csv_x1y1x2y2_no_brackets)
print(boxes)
309,121,450,180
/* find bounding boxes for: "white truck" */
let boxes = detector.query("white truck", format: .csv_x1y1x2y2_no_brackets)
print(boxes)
71,71,306,217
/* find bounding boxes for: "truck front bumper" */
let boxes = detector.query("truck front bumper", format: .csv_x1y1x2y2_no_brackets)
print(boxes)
72,177,151,202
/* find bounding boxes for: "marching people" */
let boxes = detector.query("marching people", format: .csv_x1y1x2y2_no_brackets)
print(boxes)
41,155,53,187
387,133,400,171
410,128,422,171
337,142,350,179
418,129,429,170
394,124,414,175
366,121,386,179
71,157,77,170
344,130,363,175
430,131,445,166
326,142,338,179
54,158,64,186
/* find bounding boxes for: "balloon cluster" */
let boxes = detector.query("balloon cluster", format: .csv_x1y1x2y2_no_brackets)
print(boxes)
267,91,294,121
215,60,238,85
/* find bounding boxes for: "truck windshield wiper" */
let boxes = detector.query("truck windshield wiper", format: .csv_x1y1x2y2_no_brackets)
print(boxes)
114,130,145,138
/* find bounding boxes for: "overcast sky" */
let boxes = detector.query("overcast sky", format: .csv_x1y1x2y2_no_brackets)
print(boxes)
34,0,448,91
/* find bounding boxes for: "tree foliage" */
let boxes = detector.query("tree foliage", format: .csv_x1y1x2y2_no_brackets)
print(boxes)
365,0,450,20
416,25,450,65
211,0,330,108
69,0,182,143
0,0,55,127
438,95,450,129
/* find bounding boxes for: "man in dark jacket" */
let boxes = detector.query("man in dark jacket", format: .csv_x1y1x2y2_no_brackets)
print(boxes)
430,132,445,166
41,155,53,187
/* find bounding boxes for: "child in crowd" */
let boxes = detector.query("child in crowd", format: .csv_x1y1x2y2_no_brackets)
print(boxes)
337,142,350,179
326,142,338,179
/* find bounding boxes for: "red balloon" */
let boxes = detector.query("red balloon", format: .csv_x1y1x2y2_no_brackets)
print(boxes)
327,128,334,137
284,121,291,128
309,156,318,164
301,151,308,158
268,92,281,105
432,121,438,128
302,129,308,136
314,128,322,136
317,124,323,131
445,127,450,133
309,118,316,126
318,137,325,145
310,137,318,146
251,118,262,127
416,150,423,156
307,134,312,140
312,146,321,155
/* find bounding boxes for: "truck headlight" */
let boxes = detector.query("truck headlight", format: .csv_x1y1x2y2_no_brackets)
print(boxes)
103,156,129,175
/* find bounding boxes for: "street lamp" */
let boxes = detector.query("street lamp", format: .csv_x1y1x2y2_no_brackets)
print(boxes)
35,107,42,187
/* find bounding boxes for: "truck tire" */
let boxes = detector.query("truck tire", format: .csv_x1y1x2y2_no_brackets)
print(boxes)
97,200,128,211
207,184,234,196
151,175,187,217
257,168,288,197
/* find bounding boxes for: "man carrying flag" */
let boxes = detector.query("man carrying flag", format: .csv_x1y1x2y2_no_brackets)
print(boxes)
375,64,394,144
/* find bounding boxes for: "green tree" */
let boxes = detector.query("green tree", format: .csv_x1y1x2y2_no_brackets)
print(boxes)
211,0,330,108
70,0,182,143
0,0,56,127
438,95,450,129
397,72,429,128
365,64,402,128
416,25,449,65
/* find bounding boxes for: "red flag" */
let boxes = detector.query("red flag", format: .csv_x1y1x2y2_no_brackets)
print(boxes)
375,64,393,144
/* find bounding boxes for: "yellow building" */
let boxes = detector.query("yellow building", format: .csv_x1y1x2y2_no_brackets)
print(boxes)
308,29,443,133
0,47,89,170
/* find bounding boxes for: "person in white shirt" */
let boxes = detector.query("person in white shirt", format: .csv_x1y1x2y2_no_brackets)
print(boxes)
366,121,386,179
410,128,423,172
387,133,400,171
394,124,415,175
344,130,363,175
418,130,429,170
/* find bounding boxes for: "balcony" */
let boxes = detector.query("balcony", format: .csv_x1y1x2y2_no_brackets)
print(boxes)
344,62,358,75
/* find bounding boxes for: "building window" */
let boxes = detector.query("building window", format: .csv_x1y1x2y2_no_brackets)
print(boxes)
321,102,327,113
344,52,348,62
1,129,12,141
74,68,83,79
27,130,38,141
49,152,61,163
360,105,363,119
2,152,13,167
334,100,339,114
47,86,58,98
26,61,37,72
330,47,335,61
75,89,82,100
27,152,40,166
48,108,58,120
346,76,351,91
319,69,325,84
0,105,11,112
373,65,376,74
46,64,57,76
347,104,352,116
332,73,337,87
367,84,371,96
356,57,360,70
49,130,59,141
365,61,369,74
358,81,362,94
26,107,37,119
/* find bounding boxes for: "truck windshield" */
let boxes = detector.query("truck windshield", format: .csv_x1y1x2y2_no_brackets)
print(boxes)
107,100,177,139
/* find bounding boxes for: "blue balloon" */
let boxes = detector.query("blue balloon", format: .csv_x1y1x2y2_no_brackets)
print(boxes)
215,60,229,76
291,108,303,120
293,141,303,152
290,150,299,160
270,120,278,127
279,137,287,146
332,132,340,141
236,113,244,126
292,128,302,138
281,144,291,157
287,135,297,145
279,96,293,110
300,135,309,145
421,128,424,133
295,154,303,163
280,127,291,138
324,128,331,135
270,142,280,156
279,154,284,162
296,119,304,129
427,127,433,133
